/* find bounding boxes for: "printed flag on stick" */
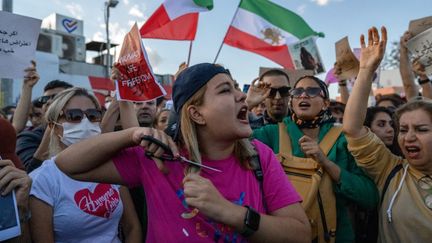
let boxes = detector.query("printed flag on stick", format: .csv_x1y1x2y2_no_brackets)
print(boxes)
115,24,166,102
140,0,213,40
223,0,323,69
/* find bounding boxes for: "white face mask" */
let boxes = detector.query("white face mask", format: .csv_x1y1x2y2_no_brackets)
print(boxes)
57,117,101,146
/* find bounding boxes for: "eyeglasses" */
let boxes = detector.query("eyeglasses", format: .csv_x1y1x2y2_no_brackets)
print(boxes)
37,94,56,104
290,87,323,98
60,109,102,123
268,86,290,98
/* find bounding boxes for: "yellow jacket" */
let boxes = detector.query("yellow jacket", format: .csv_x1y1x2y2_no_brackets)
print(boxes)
346,127,432,243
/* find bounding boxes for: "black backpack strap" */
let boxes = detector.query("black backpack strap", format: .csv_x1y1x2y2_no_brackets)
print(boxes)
381,164,403,204
249,144,268,212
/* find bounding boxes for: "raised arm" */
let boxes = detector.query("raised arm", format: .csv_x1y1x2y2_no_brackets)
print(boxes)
12,61,39,133
399,31,419,100
412,58,432,99
55,127,178,184
110,65,139,129
100,99,120,133
343,27,387,138
333,62,350,104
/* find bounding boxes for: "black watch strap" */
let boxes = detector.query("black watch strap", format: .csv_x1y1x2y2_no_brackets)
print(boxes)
418,78,430,85
240,206,260,237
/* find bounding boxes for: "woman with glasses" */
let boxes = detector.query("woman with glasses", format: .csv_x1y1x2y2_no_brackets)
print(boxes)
251,74,379,241
28,87,141,243
344,26,432,242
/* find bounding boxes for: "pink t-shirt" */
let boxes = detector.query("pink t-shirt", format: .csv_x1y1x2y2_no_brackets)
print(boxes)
113,139,301,242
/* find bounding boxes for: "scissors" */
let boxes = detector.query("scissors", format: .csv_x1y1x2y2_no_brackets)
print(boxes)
141,135,222,173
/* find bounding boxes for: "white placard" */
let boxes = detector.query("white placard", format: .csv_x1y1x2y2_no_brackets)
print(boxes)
0,11,42,79
407,27,432,76
0,191,21,241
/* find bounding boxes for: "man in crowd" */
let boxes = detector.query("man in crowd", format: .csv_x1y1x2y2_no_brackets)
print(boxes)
134,99,157,127
248,69,291,129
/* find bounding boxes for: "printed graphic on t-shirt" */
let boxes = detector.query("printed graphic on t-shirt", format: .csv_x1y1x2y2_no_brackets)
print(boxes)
74,184,120,218
176,188,246,242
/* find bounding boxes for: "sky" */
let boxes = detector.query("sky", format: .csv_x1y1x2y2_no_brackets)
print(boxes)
9,0,432,98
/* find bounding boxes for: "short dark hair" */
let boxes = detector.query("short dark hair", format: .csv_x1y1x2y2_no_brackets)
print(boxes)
43,80,73,92
364,106,394,128
259,69,290,85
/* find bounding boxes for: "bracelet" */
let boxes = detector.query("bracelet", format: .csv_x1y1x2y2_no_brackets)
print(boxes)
418,78,430,85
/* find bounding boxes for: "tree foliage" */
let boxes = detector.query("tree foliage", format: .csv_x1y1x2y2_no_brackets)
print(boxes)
381,41,400,70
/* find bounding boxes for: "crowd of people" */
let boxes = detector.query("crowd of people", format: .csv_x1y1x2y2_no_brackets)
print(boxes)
1,25,432,243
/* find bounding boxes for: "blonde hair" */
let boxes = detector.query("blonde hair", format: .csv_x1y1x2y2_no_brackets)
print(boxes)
45,87,100,157
179,84,256,175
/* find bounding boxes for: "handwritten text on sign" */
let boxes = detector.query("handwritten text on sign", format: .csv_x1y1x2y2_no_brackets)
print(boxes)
0,11,41,79
407,27,432,77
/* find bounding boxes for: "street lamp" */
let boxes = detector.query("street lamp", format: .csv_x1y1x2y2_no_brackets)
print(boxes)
105,0,119,78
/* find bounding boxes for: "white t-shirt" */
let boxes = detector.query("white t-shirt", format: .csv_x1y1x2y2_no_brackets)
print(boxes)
30,159,123,243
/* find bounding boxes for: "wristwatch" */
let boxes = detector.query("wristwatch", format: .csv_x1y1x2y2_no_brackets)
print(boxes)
240,206,260,237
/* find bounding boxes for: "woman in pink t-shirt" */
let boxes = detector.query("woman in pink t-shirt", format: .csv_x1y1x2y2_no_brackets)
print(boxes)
55,63,310,242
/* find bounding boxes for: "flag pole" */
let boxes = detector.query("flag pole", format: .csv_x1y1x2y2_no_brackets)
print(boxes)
187,40,193,66
213,1,241,64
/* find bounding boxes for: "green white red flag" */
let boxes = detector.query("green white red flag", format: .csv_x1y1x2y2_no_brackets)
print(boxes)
140,0,213,40
223,0,324,69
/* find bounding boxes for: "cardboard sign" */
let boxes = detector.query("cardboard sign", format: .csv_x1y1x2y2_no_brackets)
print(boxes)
115,24,166,102
0,11,41,79
335,37,359,80
407,27,432,76
409,16,432,37
288,36,325,75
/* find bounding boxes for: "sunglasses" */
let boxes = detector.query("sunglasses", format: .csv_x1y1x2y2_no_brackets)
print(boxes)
60,109,102,123
37,94,56,104
268,86,291,98
290,87,323,98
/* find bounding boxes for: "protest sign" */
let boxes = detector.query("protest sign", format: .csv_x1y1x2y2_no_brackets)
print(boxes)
0,191,21,241
335,37,360,80
288,36,325,75
407,27,432,76
325,68,339,85
115,23,166,102
0,11,41,79
0,155,21,241
409,16,432,37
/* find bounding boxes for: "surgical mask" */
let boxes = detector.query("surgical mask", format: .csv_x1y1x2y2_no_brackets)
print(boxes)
57,117,101,146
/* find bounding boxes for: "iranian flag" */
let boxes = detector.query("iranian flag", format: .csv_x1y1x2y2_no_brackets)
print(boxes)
224,0,323,69
140,0,213,40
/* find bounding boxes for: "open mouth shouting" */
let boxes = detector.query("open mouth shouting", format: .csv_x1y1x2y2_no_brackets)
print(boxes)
237,105,249,124
405,145,421,159
298,101,311,110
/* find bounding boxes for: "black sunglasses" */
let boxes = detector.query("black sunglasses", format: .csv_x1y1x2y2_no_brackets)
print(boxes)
268,86,290,98
37,94,56,104
60,109,102,123
290,87,323,98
